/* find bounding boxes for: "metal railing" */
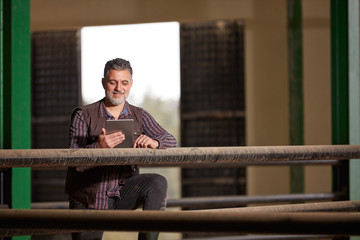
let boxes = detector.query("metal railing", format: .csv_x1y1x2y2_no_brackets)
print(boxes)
0,145,357,168
0,145,359,238
26,192,341,210
1,201,360,237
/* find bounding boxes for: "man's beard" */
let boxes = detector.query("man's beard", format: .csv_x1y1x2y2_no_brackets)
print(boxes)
105,90,128,105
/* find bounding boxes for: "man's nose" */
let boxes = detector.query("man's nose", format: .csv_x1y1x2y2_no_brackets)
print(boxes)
115,82,122,91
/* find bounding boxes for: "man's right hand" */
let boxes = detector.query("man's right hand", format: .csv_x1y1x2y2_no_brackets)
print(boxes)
97,128,125,148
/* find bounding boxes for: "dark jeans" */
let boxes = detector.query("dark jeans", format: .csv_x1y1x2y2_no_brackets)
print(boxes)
70,173,168,240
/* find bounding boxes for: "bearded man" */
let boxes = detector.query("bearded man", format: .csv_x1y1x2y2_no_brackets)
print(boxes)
65,58,177,240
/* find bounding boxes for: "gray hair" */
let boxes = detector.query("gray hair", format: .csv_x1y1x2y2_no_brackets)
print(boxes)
103,58,133,78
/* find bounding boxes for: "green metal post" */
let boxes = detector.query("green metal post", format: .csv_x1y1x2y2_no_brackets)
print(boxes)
331,0,349,198
348,1,360,238
348,5,360,240
348,0,360,200
2,0,31,239
287,0,304,194
0,0,3,150
349,0,360,199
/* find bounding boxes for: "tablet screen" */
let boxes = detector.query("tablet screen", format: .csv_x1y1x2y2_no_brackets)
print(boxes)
105,119,134,148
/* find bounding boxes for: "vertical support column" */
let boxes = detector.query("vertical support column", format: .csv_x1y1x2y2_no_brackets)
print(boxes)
0,0,5,216
331,0,349,198
348,2,360,238
0,0,3,149
348,0,360,223
2,0,31,239
348,3,360,239
287,0,304,194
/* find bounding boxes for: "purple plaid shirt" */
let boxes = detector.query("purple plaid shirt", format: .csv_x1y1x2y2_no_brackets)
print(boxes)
69,100,177,209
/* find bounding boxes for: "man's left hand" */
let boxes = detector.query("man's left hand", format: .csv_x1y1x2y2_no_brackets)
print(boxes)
133,134,159,149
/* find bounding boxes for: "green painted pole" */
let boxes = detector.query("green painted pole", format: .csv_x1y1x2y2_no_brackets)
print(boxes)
287,0,304,194
2,0,31,239
0,0,3,150
348,2,360,240
331,0,349,199
348,0,360,200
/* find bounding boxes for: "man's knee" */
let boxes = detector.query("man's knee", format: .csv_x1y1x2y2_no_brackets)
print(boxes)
150,174,168,192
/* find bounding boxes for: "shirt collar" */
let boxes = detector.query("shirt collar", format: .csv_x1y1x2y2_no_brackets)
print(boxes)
100,99,130,119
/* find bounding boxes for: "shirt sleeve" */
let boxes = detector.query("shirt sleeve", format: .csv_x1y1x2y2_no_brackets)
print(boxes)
69,109,98,149
142,109,177,149
69,109,98,172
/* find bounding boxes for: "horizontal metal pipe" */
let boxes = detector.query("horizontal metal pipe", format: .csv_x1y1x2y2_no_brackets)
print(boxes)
1,209,360,236
29,200,360,213
193,200,360,213
28,193,340,209
2,201,359,237
0,145,358,168
183,234,340,240
0,231,341,240
167,193,340,208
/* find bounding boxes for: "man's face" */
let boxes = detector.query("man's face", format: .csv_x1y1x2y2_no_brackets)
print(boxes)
102,69,133,106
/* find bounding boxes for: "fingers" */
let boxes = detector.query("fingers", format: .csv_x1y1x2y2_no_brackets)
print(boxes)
134,135,148,148
133,134,159,149
97,130,125,148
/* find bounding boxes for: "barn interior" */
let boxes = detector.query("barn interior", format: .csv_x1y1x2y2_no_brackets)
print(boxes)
1,0,359,240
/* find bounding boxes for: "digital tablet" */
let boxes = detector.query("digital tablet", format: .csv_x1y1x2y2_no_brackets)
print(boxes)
105,119,134,148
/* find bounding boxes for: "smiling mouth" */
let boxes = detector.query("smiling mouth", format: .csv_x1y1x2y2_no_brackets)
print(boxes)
112,91,125,96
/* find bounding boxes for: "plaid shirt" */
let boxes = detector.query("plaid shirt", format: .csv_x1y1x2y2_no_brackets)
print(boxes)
69,100,177,209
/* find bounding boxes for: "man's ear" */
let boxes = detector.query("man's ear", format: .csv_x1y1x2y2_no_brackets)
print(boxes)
102,78,106,88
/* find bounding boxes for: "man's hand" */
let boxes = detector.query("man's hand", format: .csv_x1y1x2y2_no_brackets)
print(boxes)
97,128,125,148
133,134,159,149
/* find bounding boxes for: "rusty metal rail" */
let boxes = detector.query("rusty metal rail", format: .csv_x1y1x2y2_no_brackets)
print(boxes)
1,208,360,236
183,235,340,240
194,200,360,213
1,201,360,237
0,145,358,168
166,192,341,208
1,145,359,238
27,192,341,210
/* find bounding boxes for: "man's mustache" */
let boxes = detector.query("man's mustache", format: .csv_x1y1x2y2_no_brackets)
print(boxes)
112,90,125,94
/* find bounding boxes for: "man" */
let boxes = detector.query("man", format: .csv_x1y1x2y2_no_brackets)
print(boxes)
65,58,177,240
